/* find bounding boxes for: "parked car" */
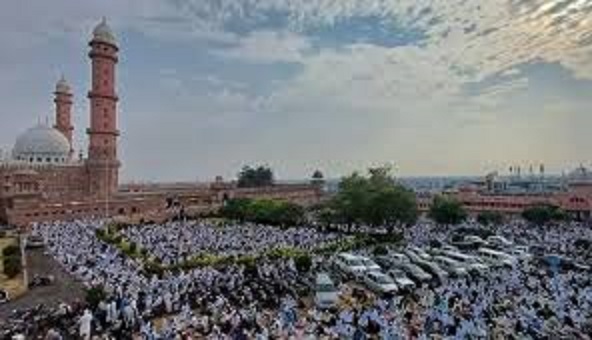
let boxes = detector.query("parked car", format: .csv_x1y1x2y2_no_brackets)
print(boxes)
357,256,381,272
314,273,340,309
408,246,432,261
432,256,469,277
361,271,398,295
487,236,513,247
509,247,532,261
398,262,432,283
375,253,409,269
440,250,489,275
387,268,416,291
413,260,448,284
478,248,517,268
441,244,461,253
464,235,488,246
26,235,44,249
333,253,367,278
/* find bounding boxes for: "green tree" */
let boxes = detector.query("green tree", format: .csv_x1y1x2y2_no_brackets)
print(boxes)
294,254,313,273
329,166,417,231
220,198,305,226
311,170,325,186
476,211,504,226
522,204,566,225
429,196,467,225
221,198,252,221
237,165,274,188
2,244,19,257
3,256,22,279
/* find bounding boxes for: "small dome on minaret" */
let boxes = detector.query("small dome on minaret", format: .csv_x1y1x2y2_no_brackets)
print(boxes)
92,17,117,46
55,75,71,94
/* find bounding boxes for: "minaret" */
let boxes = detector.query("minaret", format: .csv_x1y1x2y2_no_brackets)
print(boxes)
54,75,74,158
87,18,120,196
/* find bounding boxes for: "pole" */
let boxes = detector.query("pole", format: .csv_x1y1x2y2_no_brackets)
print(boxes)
105,161,109,220
20,233,28,289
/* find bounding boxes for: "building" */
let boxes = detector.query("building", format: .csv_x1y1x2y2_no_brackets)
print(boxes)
0,19,323,227
416,166,592,220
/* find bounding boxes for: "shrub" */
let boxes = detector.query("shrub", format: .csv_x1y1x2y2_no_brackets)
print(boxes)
128,242,137,254
3,256,22,279
236,255,257,268
294,254,313,273
2,244,19,258
144,261,165,277
373,245,389,256
96,229,105,239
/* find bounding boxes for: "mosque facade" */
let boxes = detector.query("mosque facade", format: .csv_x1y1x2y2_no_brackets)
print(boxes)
0,19,323,227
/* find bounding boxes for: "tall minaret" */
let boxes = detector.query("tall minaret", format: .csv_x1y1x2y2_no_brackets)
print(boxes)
87,18,120,196
54,75,74,158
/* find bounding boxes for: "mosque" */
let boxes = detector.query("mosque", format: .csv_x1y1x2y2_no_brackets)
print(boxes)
0,19,323,227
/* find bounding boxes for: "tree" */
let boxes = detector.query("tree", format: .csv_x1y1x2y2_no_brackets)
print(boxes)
429,196,467,225
237,165,274,188
328,166,417,231
311,170,325,186
2,244,19,257
522,204,566,225
294,254,313,273
220,198,252,221
220,198,305,226
3,256,22,279
476,211,504,226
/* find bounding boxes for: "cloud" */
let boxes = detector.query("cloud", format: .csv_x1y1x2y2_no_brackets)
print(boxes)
212,30,312,63
1,0,592,179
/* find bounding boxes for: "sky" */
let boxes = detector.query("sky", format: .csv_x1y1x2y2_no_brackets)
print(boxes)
0,0,591,182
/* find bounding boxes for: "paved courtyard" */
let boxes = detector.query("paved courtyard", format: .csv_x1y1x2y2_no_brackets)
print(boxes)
0,248,85,321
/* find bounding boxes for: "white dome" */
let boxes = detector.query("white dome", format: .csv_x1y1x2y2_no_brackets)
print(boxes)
55,75,71,94
12,124,71,164
92,17,117,46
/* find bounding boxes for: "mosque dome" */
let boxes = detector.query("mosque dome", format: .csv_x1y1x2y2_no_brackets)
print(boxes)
55,75,71,94
92,17,117,46
12,124,71,164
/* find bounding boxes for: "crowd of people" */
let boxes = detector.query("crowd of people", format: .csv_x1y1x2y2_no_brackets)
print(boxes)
120,222,345,265
0,218,590,339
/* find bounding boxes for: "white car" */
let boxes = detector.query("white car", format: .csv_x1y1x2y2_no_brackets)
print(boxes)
362,271,398,295
509,247,532,261
487,236,513,247
464,235,487,245
478,248,517,268
399,262,433,283
387,268,416,290
314,273,340,309
408,246,432,261
357,256,381,272
333,253,367,278
375,253,409,268
432,256,469,277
